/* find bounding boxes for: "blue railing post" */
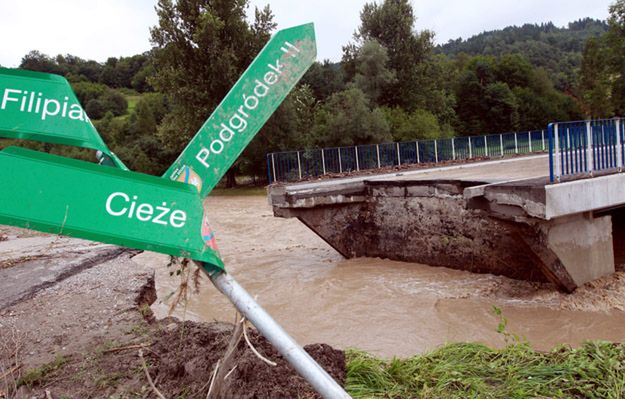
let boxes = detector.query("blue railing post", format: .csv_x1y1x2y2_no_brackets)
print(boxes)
267,154,272,184
548,123,555,183
617,117,623,172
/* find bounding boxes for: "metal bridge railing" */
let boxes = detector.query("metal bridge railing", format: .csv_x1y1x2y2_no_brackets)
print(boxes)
548,118,624,183
267,130,546,183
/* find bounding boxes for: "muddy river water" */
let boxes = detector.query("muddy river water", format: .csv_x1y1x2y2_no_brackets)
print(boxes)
144,194,625,358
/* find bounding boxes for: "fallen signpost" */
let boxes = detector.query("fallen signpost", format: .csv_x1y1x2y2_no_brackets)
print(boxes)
0,23,351,399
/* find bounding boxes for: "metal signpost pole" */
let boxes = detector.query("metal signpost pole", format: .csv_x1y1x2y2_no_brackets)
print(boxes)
208,269,350,399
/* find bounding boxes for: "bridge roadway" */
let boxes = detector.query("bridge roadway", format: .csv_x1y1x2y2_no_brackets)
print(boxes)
269,154,625,292
282,154,549,191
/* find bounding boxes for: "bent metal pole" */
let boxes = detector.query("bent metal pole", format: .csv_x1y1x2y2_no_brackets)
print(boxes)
203,265,352,399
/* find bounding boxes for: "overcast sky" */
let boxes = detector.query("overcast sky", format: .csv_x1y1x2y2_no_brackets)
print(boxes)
0,0,614,68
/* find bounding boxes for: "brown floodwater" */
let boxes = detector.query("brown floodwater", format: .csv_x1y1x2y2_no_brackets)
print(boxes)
141,194,625,358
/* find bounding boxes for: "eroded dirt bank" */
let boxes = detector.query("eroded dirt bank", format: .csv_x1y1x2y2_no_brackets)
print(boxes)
0,226,344,398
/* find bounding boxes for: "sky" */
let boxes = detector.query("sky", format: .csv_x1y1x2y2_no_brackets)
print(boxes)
0,0,614,68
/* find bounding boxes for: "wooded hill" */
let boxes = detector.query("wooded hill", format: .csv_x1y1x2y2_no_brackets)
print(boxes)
438,18,608,90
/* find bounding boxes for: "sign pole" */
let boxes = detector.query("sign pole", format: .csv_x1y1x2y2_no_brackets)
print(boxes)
205,266,351,399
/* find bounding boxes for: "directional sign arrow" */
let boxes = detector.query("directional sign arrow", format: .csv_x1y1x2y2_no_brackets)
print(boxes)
164,23,316,197
0,146,223,269
0,68,126,169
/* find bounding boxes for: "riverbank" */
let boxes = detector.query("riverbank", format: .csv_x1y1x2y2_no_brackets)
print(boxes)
0,225,344,398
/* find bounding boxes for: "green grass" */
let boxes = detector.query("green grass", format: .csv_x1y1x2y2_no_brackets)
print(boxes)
345,341,625,398
16,354,68,388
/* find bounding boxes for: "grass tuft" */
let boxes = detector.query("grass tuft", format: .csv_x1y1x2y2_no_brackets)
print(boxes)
346,341,625,398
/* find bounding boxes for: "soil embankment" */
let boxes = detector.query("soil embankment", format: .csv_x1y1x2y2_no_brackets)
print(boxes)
0,225,344,398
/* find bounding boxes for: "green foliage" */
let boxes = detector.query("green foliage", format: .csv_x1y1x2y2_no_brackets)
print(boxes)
578,38,613,118
85,99,107,120
350,0,435,110
301,60,346,101
439,19,609,90
17,354,68,388
346,341,625,398
312,87,391,147
353,40,396,103
20,50,66,75
71,81,128,119
454,55,580,135
578,0,625,118
19,50,153,92
149,0,276,156
382,107,451,141
73,81,108,105
94,93,173,174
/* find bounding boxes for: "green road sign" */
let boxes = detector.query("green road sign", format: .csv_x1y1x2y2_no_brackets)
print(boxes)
0,146,223,269
0,24,317,268
164,23,316,197
0,68,123,162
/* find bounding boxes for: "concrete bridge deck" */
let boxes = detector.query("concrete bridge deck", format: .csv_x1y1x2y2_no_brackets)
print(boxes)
269,155,625,292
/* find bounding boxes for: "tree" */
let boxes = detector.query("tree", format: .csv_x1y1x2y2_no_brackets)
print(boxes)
311,87,391,147
351,0,435,109
85,99,107,120
578,38,612,118
454,54,580,134
301,60,346,102
382,107,450,141
353,40,396,103
483,82,520,133
239,84,317,180
149,0,276,158
438,19,609,91
20,51,65,75
605,0,625,115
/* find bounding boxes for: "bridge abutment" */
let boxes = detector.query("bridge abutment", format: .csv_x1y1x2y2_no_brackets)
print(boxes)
521,214,615,292
270,169,623,292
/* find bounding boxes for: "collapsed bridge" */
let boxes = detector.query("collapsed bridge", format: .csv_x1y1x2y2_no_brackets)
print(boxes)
268,119,625,292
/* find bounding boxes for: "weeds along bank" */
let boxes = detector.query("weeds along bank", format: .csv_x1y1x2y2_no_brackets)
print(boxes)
346,340,625,399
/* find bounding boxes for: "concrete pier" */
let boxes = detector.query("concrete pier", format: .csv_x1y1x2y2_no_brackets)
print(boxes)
269,156,625,292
